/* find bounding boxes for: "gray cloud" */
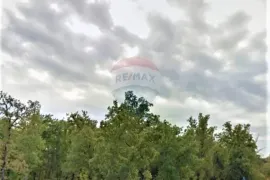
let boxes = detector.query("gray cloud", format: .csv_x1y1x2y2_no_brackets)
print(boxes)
224,11,251,29
64,0,113,30
139,6,266,113
1,0,267,153
112,26,143,46
2,0,266,108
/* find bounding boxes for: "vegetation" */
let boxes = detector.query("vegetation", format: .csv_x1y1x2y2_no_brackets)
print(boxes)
0,90,269,180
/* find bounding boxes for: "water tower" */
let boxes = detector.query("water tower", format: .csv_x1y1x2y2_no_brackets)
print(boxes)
111,57,161,103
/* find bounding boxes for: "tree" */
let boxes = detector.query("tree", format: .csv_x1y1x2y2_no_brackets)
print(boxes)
0,90,268,179
63,111,98,179
218,122,260,179
261,155,270,179
9,114,45,179
0,91,40,180
38,115,69,179
95,91,159,179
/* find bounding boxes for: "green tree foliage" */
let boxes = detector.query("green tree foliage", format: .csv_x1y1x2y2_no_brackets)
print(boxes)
0,91,269,179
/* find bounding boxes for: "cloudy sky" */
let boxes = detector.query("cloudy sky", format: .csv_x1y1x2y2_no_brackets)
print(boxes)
1,0,269,156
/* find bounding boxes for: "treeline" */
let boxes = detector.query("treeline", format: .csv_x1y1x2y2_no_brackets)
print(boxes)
0,91,269,180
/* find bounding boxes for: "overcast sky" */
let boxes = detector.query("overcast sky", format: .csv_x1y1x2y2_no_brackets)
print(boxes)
0,0,269,156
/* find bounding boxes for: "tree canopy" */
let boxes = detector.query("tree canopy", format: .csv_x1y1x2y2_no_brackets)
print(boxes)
0,91,269,180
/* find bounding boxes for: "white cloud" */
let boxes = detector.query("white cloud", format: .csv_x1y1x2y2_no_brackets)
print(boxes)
121,44,139,58
61,87,86,101
28,68,50,83
65,14,102,38
109,0,149,38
